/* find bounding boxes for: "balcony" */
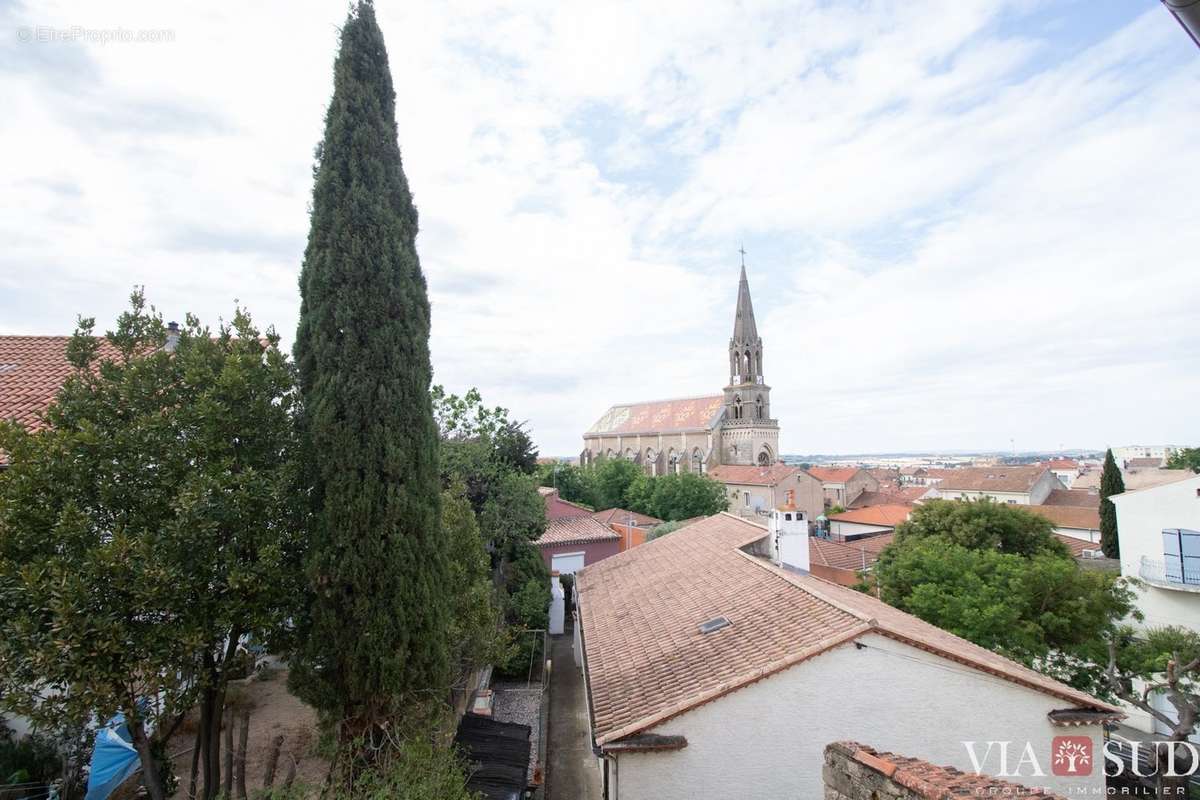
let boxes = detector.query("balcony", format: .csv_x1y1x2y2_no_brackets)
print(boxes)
1139,556,1200,592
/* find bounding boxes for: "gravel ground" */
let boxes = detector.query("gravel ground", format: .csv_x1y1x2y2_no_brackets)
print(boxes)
491,679,544,783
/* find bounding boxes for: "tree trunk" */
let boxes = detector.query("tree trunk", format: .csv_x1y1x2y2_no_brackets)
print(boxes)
187,723,203,800
1157,738,1193,798
263,735,284,788
235,711,249,800
127,712,167,800
283,757,297,790
223,714,234,799
199,683,225,800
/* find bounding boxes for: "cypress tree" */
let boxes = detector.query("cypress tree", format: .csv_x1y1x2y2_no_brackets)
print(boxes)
1099,448,1124,559
289,0,449,741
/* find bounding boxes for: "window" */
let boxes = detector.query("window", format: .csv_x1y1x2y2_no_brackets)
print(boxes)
1163,529,1200,586
743,492,751,507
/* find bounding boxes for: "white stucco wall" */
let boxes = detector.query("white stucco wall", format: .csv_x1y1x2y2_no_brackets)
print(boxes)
1111,475,1200,631
829,520,892,540
609,633,1103,800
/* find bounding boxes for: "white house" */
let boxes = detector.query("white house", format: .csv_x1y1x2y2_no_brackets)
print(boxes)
1110,473,1200,742
825,504,911,541
1110,473,1200,632
573,511,1118,799
928,466,1062,505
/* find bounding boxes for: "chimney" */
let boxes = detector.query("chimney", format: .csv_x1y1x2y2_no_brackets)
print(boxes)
770,489,809,572
164,321,180,352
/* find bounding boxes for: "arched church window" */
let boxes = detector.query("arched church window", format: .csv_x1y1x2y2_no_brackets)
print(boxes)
744,350,753,379
757,450,771,466
691,448,703,474
755,394,764,419
733,395,742,420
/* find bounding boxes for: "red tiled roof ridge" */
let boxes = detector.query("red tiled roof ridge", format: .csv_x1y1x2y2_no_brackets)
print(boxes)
535,516,620,547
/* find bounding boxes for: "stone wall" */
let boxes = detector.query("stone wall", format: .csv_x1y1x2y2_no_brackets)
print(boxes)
823,741,1064,800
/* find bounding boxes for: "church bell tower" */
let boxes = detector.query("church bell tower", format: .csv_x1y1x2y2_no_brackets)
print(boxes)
720,253,779,466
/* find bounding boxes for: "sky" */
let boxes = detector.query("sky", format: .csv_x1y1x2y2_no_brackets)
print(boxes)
1,1,1198,457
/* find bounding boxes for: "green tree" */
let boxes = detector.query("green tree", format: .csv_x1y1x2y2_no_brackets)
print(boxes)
0,294,300,800
891,497,1068,558
632,472,729,521
1165,447,1200,473
1099,448,1125,558
1104,627,1200,797
874,500,1136,695
329,726,479,800
477,471,546,560
592,458,644,510
289,0,449,745
442,486,504,684
534,463,595,508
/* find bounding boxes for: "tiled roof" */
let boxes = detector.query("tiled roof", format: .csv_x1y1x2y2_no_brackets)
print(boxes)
1117,468,1194,492
809,534,895,571
1043,489,1099,508
807,466,862,484
829,742,1064,799
0,336,121,432
827,505,912,527
1125,456,1164,468
1045,459,1079,470
576,513,1118,747
934,466,1051,493
591,508,663,528
1052,533,1095,558
538,486,594,520
707,463,798,486
534,516,619,548
1027,505,1101,532
585,395,724,436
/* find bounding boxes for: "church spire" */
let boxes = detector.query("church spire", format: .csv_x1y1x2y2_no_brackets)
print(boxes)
732,258,758,343
728,252,763,387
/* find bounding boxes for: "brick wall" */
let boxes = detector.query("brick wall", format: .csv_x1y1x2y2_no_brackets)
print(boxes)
823,741,1064,800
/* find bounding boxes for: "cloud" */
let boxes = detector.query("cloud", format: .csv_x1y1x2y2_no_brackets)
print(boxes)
1,0,1197,455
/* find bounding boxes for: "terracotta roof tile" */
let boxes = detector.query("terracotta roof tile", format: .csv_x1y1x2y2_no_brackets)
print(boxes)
827,505,912,527
591,508,663,528
707,463,798,486
1043,489,1100,508
807,466,862,483
0,336,122,432
934,466,1053,493
1052,533,1095,558
850,487,929,507
831,742,1065,799
576,514,1118,746
809,534,895,571
535,516,619,548
585,395,724,436
1027,505,1101,532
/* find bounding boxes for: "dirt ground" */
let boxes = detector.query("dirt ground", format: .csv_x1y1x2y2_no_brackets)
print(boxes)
167,668,329,798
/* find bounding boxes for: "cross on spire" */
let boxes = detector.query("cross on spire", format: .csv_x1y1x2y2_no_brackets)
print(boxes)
738,244,747,268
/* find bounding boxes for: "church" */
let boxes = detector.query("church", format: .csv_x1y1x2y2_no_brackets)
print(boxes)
581,262,781,474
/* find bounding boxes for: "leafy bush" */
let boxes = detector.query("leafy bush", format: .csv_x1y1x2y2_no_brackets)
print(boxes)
328,736,479,800
0,729,61,786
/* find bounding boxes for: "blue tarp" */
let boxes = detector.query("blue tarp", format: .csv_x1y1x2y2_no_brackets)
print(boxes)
83,716,140,800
